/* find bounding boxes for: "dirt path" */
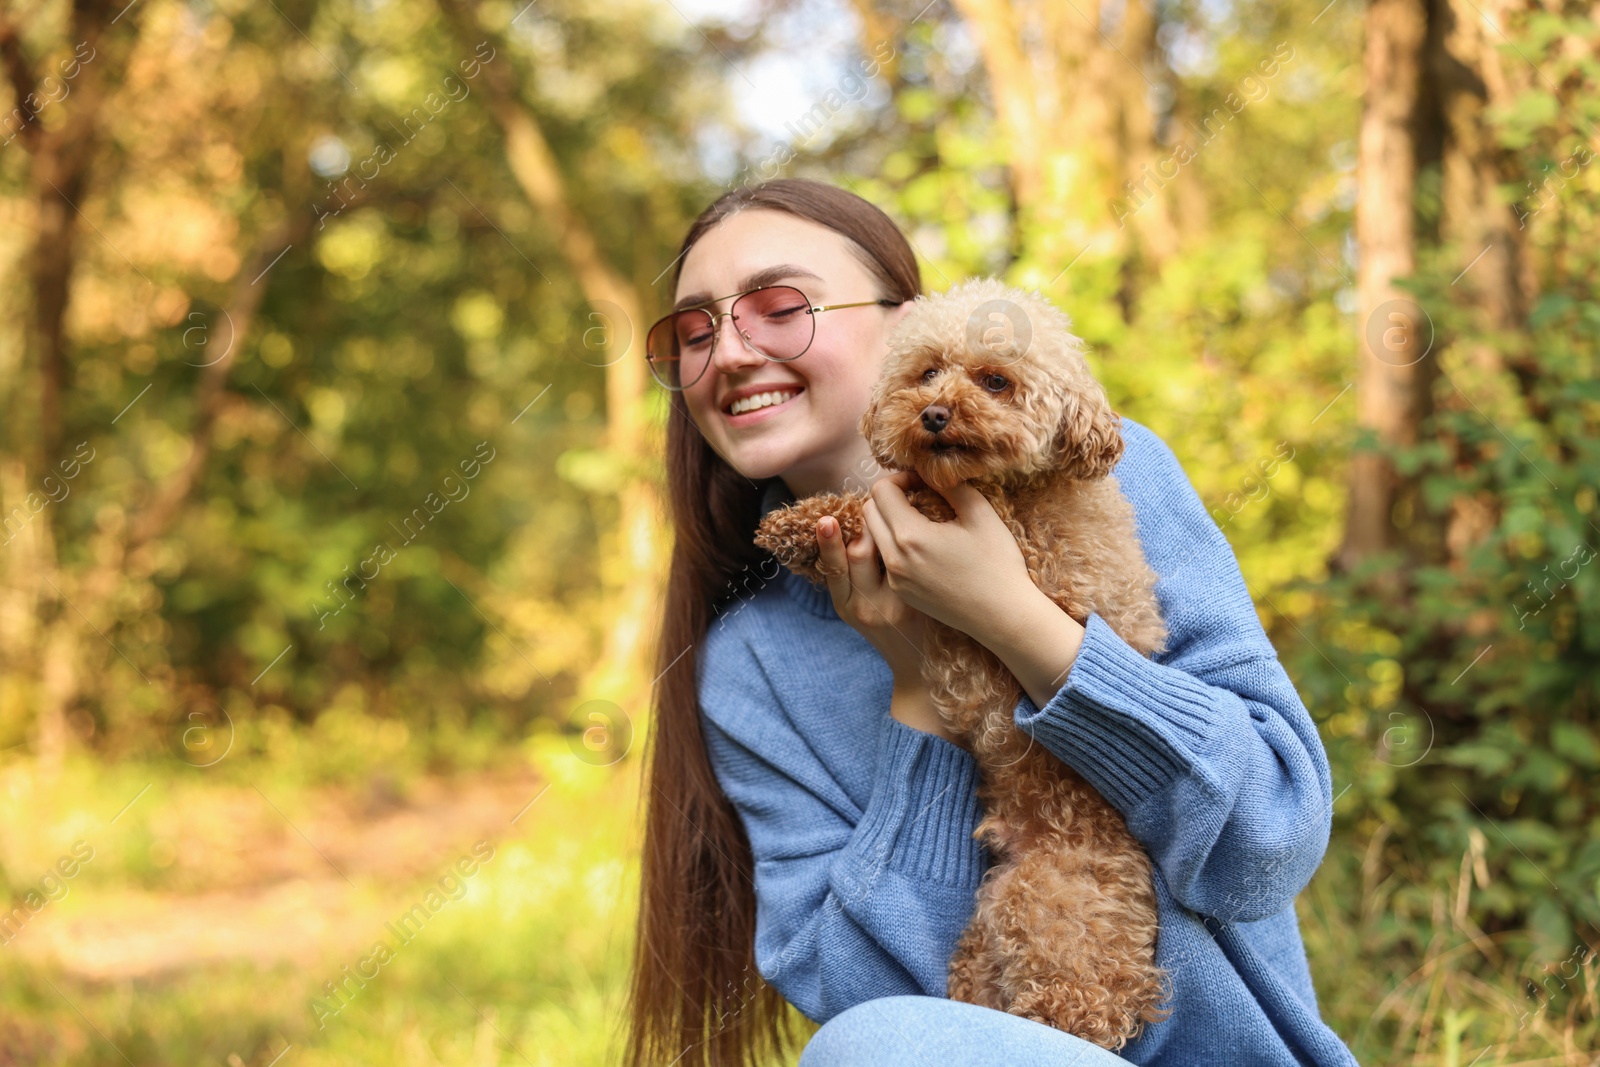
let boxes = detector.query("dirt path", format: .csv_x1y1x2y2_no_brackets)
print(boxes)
9,771,546,981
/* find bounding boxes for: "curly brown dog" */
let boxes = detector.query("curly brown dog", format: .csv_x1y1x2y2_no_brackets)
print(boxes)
754,277,1173,1049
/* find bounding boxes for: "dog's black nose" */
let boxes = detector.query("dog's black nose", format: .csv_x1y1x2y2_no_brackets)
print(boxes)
921,405,951,434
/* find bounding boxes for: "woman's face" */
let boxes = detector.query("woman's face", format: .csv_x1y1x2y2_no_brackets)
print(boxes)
673,208,912,499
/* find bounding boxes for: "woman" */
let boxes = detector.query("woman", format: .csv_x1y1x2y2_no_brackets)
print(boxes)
624,178,1358,1067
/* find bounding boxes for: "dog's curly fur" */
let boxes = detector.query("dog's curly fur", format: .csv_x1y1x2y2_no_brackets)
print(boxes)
754,278,1174,1049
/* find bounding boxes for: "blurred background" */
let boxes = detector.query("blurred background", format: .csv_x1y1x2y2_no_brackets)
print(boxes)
0,0,1595,1062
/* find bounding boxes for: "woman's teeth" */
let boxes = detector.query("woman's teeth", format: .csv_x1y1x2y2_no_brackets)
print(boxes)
729,388,801,415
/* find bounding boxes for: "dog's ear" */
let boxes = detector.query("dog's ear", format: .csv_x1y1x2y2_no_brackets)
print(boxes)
859,388,897,469
858,393,879,443
1052,387,1124,480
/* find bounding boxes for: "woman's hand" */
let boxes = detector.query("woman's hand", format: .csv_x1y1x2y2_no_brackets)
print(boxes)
814,511,929,683
815,511,962,745
864,471,1088,709
860,471,1035,644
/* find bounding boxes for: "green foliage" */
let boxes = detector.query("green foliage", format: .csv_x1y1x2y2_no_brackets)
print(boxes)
1277,6,1600,1041
0,0,719,751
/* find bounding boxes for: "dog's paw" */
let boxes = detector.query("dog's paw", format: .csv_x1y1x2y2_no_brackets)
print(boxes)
753,490,869,585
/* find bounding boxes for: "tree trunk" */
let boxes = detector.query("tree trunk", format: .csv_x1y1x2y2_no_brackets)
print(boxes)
1343,0,1539,569
7,0,336,771
3,2,137,770
29,209,320,772
437,1,665,727
1341,0,1432,570
950,0,1046,220
1431,0,1528,360
1113,0,1180,269
1429,0,1533,560
948,0,1170,288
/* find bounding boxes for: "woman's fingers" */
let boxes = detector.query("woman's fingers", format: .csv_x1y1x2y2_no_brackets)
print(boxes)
934,479,985,521
861,496,899,577
844,513,882,595
870,479,921,534
881,469,926,492
817,511,887,622
816,515,856,608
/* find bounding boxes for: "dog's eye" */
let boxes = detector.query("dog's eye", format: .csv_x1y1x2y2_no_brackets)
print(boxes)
982,374,1010,393
921,367,937,382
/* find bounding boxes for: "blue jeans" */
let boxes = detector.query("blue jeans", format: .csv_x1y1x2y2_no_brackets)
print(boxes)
798,996,1130,1066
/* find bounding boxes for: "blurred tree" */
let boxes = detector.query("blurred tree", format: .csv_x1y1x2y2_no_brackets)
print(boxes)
3,0,149,768
1310,0,1600,973
1345,0,1541,570
1346,0,1430,568
1,0,334,768
0,0,735,769
434,0,664,725
948,0,1181,310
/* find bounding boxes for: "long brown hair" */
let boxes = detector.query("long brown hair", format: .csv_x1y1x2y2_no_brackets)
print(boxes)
623,179,922,1067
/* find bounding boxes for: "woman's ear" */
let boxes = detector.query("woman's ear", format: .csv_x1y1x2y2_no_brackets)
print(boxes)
1051,388,1124,480
887,299,915,332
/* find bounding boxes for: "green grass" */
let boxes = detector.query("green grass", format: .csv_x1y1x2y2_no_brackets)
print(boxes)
0,739,639,1066
0,740,1592,1066
1300,832,1598,1066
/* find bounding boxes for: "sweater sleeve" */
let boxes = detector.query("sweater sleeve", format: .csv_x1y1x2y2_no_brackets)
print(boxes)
1011,425,1334,923
699,633,990,1024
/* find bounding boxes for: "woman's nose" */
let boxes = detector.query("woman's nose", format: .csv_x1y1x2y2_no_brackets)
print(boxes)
708,314,768,374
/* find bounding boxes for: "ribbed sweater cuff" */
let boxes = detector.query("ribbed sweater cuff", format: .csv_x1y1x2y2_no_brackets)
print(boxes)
842,716,987,889
1013,612,1228,813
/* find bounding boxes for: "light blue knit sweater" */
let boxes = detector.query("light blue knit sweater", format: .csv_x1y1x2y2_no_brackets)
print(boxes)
696,417,1359,1066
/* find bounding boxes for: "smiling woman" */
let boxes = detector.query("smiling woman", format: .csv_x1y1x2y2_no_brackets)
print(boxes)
624,178,1357,1067
625,179,921,1067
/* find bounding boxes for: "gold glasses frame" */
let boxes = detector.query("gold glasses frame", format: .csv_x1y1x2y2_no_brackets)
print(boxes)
645,284,903,391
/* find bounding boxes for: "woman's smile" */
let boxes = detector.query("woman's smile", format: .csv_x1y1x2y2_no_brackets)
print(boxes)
722,385,806,424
